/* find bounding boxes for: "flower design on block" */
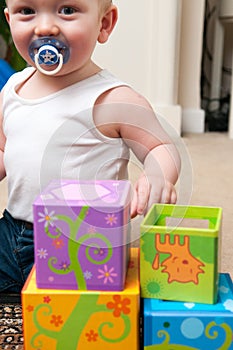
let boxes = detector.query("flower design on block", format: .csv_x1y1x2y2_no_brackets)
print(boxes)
105,214,117,226
43,296,51,304
60,261,70,271
97,265,117,284
107,295,131,317
88,226,96,234
52,238,64,249
50,315,63,327
85,329,98,342
84,270,93,280
38,208,58,228
26,305,34,312
37,248,48,259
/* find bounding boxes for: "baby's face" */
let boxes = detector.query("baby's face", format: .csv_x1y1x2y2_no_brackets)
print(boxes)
4,0,106,77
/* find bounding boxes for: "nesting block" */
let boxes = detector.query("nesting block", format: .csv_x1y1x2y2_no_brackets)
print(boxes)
143,273,233,349
33,180,131,290
22,248,140,350
140,204,222,303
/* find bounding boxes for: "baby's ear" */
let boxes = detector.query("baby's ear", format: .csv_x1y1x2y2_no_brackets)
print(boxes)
4,7,10,24
98,5,118,44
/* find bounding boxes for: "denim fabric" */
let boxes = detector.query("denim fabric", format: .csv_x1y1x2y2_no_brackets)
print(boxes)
0,210,34,292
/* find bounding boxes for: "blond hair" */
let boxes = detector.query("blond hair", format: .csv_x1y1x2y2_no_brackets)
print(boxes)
100,0,112,12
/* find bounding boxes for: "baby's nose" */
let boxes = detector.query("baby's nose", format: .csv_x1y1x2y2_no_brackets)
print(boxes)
34,15,60,37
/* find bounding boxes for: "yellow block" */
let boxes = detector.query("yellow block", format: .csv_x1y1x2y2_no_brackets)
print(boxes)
22,248,140,350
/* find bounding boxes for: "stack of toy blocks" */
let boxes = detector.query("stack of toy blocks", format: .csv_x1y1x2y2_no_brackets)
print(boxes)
140,204,233,349
22,179,140,350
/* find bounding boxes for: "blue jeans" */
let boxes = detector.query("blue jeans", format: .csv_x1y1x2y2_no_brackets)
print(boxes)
0,210,34,293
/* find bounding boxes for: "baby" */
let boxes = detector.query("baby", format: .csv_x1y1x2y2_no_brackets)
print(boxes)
0,0,181,292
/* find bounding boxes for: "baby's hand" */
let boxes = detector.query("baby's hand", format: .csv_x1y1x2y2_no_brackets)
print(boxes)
130,174,177,218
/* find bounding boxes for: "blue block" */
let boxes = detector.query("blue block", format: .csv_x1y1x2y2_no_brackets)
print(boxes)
143,273,233,349
0,59,15,90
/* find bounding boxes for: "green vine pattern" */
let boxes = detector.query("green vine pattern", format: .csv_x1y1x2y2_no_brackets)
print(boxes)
30,294,131,349
144,321,232,349
205,321,232,350
44,206,113,289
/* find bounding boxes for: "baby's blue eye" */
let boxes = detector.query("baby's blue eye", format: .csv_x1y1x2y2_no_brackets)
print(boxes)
60,7,76,15
20,8,35,15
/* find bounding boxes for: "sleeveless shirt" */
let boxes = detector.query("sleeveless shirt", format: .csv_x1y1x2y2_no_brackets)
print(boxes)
2,67,130,222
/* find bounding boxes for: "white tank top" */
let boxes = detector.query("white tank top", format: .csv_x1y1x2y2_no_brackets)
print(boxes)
2,67,130,222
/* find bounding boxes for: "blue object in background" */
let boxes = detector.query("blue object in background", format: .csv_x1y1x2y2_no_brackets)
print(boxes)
0,59,15,90
143,273,233,349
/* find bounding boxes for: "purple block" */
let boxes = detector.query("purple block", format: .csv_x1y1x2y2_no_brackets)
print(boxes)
33,179,131,291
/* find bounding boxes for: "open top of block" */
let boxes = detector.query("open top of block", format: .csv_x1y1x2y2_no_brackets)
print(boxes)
141,204,222,236
34,179,131,208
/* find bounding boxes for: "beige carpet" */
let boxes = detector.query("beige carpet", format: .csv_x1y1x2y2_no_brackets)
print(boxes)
0,132,232,277
182,132,233,278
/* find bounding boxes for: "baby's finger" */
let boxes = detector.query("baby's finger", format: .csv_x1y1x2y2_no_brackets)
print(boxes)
170,189,177,204
146,187,163,213
130,187,138,218
161,185,177,204
136,182,150,215
161,187,172,204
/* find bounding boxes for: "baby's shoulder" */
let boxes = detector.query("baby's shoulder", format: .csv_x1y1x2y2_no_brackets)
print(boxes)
97,85,152,110
94,85,155,138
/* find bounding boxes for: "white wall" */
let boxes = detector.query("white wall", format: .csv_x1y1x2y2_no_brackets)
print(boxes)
93,0,206,135
94,0,151,98
178,0,205,109
178,0,206,133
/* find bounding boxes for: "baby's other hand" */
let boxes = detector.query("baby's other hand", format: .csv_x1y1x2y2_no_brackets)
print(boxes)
130,174,177,218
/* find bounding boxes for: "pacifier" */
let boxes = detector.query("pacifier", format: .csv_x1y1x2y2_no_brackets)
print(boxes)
29,37,70,76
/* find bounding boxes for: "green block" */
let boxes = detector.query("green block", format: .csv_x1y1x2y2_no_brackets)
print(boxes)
140,204,222,304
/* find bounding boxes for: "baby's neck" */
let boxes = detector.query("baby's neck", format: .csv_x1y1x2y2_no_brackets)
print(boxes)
17,62,101,99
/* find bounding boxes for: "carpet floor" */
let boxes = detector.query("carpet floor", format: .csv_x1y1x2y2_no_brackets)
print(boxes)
0,295,23,350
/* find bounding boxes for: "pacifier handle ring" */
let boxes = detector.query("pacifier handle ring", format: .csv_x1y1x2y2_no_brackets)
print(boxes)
34,53,64,76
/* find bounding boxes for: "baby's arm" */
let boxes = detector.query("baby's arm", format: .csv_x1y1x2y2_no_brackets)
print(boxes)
94,86,181,217
130,141,180,217
116,96,180,217
0,92,6,181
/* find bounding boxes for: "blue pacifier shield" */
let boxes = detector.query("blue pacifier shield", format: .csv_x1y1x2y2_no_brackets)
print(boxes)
38,45,59,66
29,37,70,65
